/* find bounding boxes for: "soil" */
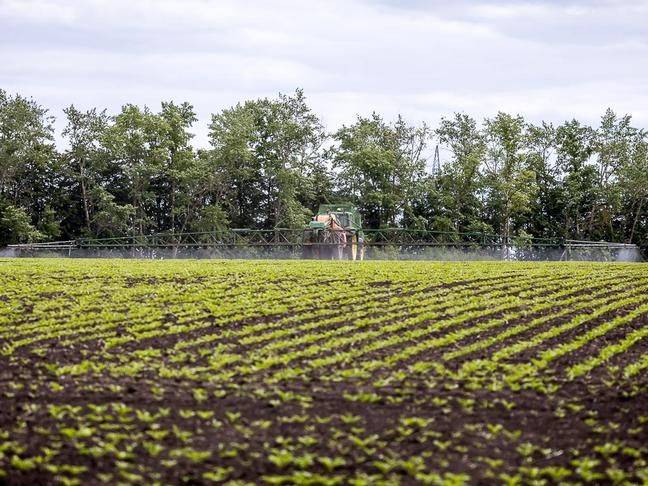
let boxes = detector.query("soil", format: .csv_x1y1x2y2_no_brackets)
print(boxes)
1,366,646,485
1,264,646,485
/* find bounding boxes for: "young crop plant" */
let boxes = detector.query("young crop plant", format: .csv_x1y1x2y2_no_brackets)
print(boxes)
0,259,646,483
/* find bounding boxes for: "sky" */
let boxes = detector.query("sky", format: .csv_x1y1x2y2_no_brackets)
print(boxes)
1,0,647,148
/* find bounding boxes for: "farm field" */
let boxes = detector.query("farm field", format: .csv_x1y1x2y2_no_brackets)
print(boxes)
0,259,647,485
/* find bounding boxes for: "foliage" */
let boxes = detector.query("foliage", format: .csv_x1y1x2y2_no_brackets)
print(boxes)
0,88,646,253
330,113,429,228
0,204,44,244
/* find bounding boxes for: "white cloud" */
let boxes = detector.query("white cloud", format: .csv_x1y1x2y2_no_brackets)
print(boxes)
0,0,77,24
0,0,646,147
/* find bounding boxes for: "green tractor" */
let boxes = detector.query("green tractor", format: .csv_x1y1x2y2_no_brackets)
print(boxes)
303,204,365,260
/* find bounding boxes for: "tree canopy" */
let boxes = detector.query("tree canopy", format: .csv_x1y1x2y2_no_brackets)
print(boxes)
0,87,646,252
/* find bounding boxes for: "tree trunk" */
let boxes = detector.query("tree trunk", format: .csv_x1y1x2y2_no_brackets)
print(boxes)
587,202,596,237
79,159,91,232
629,197,644,244
501,209,510,260
170,182,175,232
169,147,177,233
170,182,178,257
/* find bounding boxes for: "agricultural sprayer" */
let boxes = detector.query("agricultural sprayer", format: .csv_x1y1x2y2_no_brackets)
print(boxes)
4,202,642,261
302,204,365,260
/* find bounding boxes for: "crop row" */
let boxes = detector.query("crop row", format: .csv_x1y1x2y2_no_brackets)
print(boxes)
1,259,646,485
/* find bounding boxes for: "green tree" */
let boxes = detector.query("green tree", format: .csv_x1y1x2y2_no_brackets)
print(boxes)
618,131,648,244
102,104,166,235
433,113,486,233
208,101,262,228
154,101,198,233
330,113,429,228
2,87,647,252
525,121,561,238
0,89,59,242
483,112,537,246
555,119,596,239
89,189,134,238
62,105,110,234
165,149,229,238
208,89,327,229
590,109,637,240
0,204,44,245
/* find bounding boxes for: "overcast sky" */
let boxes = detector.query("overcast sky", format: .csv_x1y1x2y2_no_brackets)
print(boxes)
1,0,647,147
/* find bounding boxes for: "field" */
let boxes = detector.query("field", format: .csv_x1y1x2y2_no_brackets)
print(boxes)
0,259,647,485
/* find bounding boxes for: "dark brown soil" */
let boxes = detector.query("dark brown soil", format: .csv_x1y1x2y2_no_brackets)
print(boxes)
1,366,646,485
1,263,646,485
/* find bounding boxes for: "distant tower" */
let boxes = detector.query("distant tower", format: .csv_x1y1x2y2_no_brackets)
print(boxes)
431,144,441,176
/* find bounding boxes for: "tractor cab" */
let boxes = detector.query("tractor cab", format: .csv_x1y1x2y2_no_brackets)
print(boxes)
312,204,362,232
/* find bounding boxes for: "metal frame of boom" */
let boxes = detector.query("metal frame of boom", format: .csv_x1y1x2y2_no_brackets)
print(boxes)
7,229,639,260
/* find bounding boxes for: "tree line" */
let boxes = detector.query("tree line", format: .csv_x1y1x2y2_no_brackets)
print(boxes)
1,88,646,250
